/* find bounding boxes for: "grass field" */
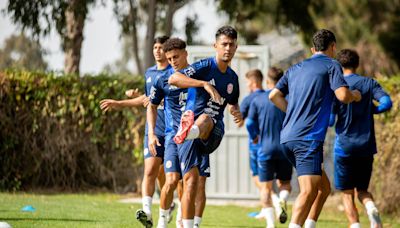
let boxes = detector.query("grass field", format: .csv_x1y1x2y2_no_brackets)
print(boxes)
0,193,399,227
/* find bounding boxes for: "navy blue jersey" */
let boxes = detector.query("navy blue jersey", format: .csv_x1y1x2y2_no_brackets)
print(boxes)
332,74,389,157
248,90,287,160
183,57,240,122
241,89,265,150
144,65,171,137
150,68,188,138
276,54,348,143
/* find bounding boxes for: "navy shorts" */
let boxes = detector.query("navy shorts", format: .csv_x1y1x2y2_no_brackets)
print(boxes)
334,155,373,191
258,159,293,182
144,134,165,160
283,140,324,176
163,136,181,174
197,119,225,154
249,146,259,176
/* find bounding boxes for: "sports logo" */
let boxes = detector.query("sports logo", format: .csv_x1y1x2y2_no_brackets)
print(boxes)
166,160,172,169
144,148,149,156
227,83,233,94
181,162,185,171
146,77,151,83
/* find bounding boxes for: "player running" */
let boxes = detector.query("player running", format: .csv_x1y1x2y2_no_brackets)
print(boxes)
330,49,392,228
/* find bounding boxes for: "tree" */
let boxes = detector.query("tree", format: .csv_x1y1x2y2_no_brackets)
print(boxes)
6,0,97,75
0,33,48,71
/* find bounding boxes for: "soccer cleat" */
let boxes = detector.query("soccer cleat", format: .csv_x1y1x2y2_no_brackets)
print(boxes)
136,209,153,228
173,110,194,144
369,208,382,228
279,200,288,224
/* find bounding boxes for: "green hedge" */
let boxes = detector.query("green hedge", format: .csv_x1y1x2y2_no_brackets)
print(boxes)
0,70,146,192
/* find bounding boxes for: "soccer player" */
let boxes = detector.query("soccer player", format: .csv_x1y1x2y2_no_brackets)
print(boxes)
147,38,210,228
246,67,292,227
269,29,362,228
100,36,171,228
167,26,244,227
240,69,264,190
330,49,392,228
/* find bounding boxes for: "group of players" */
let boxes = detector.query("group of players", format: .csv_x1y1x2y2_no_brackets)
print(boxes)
100,27,392,228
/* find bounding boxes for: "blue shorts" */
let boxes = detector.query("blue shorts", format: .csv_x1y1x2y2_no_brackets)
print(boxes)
249,147,259,176
177,120,224,176
163,137,181,174
334,155,373,191
144,134,165,160
283,140,324,176
258,159,293,182
199,154,210,177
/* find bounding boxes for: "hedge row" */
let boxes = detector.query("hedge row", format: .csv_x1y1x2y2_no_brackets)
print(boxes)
0,70,146,192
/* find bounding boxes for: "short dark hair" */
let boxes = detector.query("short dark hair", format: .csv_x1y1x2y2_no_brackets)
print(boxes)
336,49,360,70
245,69,263,84
154,36,169,45
162,38,186,53
267,67,284,83
215,26,238,40
312,29,336,51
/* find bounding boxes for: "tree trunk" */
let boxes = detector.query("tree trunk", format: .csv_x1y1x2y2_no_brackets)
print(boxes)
144,0,157,70
165,0,189,36
128,0,143,75
64,0,86,75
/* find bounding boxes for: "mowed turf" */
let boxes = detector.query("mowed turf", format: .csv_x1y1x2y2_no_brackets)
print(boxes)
0,193,399,227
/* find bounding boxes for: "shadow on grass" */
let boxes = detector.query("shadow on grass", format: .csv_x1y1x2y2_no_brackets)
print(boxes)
0,217,97,223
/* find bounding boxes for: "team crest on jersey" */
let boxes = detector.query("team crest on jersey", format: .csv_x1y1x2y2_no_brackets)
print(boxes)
227,83,234,94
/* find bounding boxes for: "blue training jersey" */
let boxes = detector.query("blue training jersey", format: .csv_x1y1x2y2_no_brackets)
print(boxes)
144,65,171,137
150,68,188,139
332,74,389,157
275,53,348,143
240,90,264,150
248,90,287,160
183,57,240,122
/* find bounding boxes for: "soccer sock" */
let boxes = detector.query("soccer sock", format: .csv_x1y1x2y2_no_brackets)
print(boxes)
157,208,169,228
304,219,316,228
271,193,281,217
264,207,275,228
365,200,378,214
186,125,200,140
289,223,301,228
279,190,290,202
142,196,152,217
350,223,361,228
182,219,194,228
194,216,202,227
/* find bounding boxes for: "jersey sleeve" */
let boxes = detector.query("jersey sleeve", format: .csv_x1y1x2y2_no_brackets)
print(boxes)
371,79,389,100
149,76,165,105
180,58,212,80
275,71,289,95
240,96,251,119
247,101,260,138
247,101,258,122
144,70,150,96
329,61,348,91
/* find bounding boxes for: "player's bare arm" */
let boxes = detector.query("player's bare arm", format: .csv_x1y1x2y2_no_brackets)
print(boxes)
168,72,222,104
334,87,361,104
100,94,147,112
269,88,288,112
146,103,161,156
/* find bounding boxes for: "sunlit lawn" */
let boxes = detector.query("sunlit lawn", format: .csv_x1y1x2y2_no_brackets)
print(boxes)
0,193,399,227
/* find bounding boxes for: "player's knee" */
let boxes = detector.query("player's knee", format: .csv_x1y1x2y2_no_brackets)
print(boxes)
144,166,159,180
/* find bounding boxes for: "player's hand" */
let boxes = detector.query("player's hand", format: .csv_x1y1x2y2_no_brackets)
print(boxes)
148,133,161,157
204,83,223,105
229,105,244,127
100,99,120,112
143,96,150,107
352,90,362,102
125,88,140,98
252,136,259,144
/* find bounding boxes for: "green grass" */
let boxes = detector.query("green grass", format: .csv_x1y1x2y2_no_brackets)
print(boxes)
0,193,399,227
